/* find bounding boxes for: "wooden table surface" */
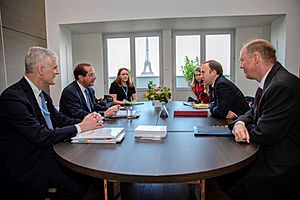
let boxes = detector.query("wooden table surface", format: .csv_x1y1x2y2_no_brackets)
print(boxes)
54,101,259,183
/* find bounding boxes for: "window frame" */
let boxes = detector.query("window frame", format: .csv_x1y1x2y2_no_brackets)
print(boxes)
103,31,162,93
172,29,235,90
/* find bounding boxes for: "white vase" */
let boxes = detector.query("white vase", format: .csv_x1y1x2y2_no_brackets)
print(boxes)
152,100,161,108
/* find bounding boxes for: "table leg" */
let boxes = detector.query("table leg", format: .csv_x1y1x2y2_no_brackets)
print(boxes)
201,178,205,200
104,179,108,200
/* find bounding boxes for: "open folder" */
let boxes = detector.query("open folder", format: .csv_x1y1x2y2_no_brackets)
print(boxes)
193,126,232,136
110,110,141,119
71,127,125,143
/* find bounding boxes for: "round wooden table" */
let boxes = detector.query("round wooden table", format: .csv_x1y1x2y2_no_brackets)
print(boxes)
54,101,259,199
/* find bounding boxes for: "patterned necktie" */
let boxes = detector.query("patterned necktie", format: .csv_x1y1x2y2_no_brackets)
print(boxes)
84,89,92,112
254,87,263,106
39,92,53,130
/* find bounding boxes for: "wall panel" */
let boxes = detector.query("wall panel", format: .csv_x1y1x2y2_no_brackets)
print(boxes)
3,28,46,87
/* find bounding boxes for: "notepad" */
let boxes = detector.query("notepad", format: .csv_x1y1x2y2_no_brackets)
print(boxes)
193,126,232,136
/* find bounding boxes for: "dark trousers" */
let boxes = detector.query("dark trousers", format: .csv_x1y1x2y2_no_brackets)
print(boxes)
216,154,300,200
48,159,90,200
0,159,89,200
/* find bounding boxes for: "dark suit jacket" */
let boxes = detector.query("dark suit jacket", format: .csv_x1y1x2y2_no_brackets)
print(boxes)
0,77,81,199
59,81,107,119
210,75,249,119
228,62,300,199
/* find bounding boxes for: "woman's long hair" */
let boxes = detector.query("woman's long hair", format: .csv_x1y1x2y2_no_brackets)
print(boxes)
191,67,209,95
191,67,202,88
114,67,134,88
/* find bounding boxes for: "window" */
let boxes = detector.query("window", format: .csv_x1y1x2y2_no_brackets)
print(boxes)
205,34,231,78
174,31,234,88
104,33,161,91
175,35,201,87
135,36,160,88
106,37,131,86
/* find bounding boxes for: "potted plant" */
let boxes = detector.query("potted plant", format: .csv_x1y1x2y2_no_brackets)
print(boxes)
144,81,172,106
182,56,200,84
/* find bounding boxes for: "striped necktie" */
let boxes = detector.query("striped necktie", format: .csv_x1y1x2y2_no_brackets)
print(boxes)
39,92,53,130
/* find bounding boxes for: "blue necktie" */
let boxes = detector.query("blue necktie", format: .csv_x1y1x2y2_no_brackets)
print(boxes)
84,89,92,112
39,92,53,130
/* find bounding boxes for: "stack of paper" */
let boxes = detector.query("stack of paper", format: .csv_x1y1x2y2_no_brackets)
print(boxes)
71,127,125,144
134,125,167,140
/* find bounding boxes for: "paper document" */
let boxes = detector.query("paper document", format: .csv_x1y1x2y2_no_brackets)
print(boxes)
111,110,141,118
134,125,167,139
71,127,124,140
71,132,125,144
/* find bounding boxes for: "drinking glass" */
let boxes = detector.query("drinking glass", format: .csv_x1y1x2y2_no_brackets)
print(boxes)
126,106,133,121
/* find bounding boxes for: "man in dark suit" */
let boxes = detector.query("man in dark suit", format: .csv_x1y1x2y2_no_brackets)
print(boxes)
201,60,249,119
218,39,300,199
60,63,120,120
0,47,103,200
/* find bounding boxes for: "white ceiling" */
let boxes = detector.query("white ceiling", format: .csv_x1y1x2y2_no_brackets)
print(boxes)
62,14,283,34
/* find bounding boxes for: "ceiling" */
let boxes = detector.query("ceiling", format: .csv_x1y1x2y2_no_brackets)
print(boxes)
62,14,284,34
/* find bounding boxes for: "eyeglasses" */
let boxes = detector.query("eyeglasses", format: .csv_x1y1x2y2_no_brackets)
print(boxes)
86,73,96,77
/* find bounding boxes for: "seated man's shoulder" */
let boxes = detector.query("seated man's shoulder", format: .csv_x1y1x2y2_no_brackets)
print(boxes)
62,81,78,92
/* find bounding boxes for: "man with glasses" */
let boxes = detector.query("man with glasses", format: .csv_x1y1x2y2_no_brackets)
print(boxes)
60,63,120,120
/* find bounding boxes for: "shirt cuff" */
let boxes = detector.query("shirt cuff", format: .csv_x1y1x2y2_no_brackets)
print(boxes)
75,124,81,133
98,111,105,116
232,121,245,134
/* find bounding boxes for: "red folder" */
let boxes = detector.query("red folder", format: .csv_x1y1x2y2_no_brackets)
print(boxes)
174,110,208,117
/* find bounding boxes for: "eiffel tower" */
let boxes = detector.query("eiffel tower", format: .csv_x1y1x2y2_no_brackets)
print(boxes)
141,37,154,75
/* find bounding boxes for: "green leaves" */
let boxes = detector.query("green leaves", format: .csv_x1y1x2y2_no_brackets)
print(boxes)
144,81,172,103
182,56,200,81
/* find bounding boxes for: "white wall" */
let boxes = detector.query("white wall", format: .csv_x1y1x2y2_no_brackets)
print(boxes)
45,0,300,104
72,34,104,97
234,26,270,96
271,16,286,66
283,0,300,75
